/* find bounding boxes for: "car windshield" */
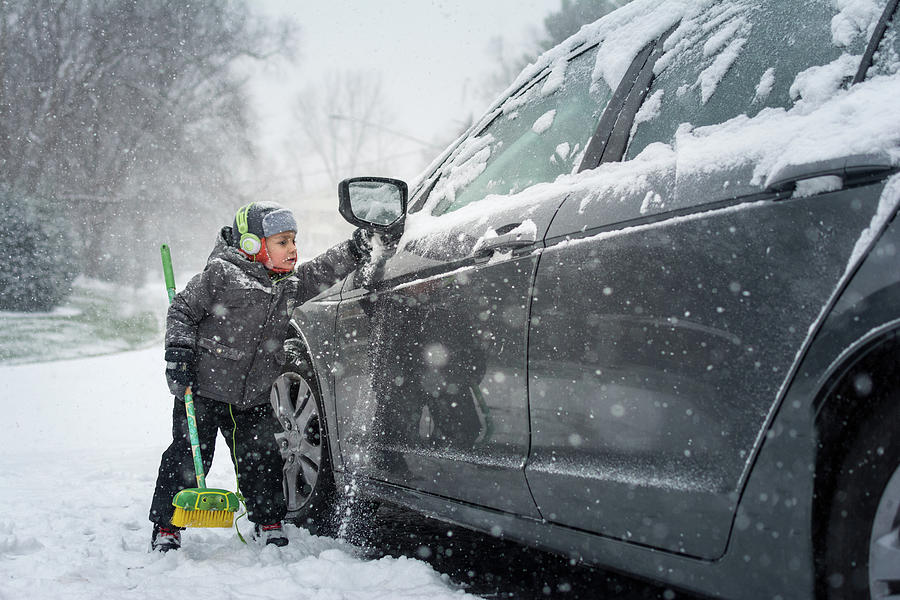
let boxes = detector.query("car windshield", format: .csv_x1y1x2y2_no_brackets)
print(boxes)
426,45,611,216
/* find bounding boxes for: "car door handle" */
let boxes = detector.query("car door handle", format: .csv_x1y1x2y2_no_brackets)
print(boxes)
473,227,537,259
765,152,895,193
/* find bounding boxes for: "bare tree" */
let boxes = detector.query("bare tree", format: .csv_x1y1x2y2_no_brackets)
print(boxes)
289,70,395,188
0,0,297,287
478,34,541,108
478,0,632,107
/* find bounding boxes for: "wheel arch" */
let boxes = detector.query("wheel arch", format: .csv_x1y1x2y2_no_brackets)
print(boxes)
811,324,900,578
806,212,900,588
286,314,345,475
810,279,900,506
809,209,900,466
283,317,381,539
719,213,900,598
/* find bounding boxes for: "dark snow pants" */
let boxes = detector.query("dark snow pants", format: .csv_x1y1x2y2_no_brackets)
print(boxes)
149,395,286,527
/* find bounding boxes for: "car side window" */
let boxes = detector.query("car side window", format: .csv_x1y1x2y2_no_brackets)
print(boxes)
625,0,880,161
427,46,610,216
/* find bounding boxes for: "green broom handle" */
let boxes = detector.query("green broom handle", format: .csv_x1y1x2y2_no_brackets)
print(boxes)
161,244,207,489
161,244,176,304
183,386,207,489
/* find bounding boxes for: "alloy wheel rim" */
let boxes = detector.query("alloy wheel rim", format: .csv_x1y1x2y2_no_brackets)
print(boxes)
270,372,322,512
869,460,900,598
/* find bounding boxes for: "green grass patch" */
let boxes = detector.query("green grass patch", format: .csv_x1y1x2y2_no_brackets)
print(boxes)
0,277,167,365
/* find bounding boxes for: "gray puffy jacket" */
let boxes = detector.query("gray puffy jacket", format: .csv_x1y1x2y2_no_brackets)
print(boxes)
165,226,362,407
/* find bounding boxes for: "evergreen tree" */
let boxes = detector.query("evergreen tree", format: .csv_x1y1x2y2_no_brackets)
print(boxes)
540,0,631,52
0,186,78,312
479,1,632,109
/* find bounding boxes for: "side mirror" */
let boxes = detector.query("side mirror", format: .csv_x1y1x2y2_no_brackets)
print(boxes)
338,177,408,233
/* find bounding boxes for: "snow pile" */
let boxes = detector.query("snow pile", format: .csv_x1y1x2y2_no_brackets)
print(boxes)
531,109,556,134
0,350,477,599
697,36,747,103
673,73,900,188
832,0,886,47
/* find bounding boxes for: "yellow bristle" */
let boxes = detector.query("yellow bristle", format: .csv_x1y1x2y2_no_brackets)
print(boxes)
171,507,235,528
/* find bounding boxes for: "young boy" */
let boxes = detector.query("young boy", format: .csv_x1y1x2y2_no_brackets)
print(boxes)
150,201,371,551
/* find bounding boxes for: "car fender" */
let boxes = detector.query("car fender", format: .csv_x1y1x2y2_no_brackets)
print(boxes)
287,296,345,472
721,179,900,597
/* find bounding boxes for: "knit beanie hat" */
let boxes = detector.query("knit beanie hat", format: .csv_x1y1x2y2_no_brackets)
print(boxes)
232,202,298,255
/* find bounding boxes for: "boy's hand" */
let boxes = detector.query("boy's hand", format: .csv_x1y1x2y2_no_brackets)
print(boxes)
350,228,374,260
165,347,196,386
351,227,402,261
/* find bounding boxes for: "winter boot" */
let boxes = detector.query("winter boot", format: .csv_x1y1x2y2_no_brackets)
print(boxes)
151,523,182,552
254,522,288,547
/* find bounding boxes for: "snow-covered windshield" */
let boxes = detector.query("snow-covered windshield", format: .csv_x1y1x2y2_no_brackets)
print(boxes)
425,45,610,216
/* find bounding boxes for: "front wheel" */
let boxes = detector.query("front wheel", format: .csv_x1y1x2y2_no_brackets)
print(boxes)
270,363,339,536
822,387,900,599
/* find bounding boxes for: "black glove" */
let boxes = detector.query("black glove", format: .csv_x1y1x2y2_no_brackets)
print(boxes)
379,222,404,244
350,226,403,261
350,228,374,261
165,347,196,386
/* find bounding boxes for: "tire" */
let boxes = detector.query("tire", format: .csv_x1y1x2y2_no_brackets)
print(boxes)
822,384,900,599
270,357,339,536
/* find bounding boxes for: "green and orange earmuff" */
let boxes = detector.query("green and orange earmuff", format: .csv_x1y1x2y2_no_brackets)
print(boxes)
235,203,261,255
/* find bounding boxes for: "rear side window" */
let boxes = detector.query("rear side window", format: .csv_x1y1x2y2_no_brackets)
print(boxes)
625,0,881,160
428,46,611,216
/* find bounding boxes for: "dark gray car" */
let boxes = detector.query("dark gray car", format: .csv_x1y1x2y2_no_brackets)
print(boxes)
270,0,900,598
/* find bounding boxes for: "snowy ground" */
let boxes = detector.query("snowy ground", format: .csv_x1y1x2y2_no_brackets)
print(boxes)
0,349,477,600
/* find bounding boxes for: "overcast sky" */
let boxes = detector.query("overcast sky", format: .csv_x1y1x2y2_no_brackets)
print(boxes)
252,0,562,183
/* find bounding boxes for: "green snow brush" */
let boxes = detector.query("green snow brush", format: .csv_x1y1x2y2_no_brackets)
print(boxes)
161,244,240,528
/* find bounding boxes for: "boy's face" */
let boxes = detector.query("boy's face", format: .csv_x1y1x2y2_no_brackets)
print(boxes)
264,231,297,271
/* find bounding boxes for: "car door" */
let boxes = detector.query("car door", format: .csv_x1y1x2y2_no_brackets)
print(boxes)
332,44,614,515
525,0,888,559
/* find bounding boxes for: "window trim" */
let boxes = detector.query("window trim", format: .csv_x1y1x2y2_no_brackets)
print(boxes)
579,24,678,170
577,41,654,171
853,0,900,83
